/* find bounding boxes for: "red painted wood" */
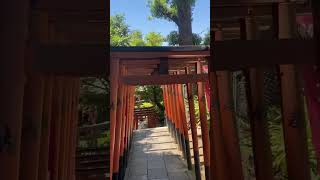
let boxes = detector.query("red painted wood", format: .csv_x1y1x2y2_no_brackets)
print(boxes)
20,73,45,180
279,65,311,180
49,78,63,180
196,62,211,179
216,71,244,180
38,75,54,180
113,66,125,175
109,59,119,179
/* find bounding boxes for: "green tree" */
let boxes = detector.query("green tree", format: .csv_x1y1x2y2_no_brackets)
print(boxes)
80,77,109,123
145,32,164,46
129,30,146,46
166,31,179,45
192,33,202,45
110,14,130,46
166,30,202,45
136,86,165,123
203,31,210,45
148,0,196,45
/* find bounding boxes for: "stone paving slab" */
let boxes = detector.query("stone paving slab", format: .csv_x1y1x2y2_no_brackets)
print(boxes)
125,127,195,180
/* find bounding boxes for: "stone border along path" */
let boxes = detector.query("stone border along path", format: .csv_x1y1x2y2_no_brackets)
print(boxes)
124,127,195,180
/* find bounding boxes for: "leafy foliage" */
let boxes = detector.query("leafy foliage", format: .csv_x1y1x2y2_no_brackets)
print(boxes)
166,30,202,45
79,77,109,124
110,14,131,46
147,0,196,21
136,86,165,124
129,30,146,46
111,14,165,46
147,0,196,45
203,31,210,45
236,104,320,179
192,33,202,45
145,32,165,46
147,0,179,23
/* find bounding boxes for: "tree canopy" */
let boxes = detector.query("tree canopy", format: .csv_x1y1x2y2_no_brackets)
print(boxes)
147,0,196,24
111,14,165,46
203,31,210,45
110,14,131,46
145,32,165,46
148,0,196,45
129,30,146,46
166,30,203,45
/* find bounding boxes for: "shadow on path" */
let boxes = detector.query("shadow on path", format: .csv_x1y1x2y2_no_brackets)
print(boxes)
124,127,195,180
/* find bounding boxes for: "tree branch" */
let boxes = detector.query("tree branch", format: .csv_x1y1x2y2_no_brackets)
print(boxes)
82,80,107,92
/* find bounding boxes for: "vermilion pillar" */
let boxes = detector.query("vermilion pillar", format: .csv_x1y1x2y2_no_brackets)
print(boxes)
209,29,229,180
72,79,80,180
119,82,128,179
38,75,54,180
278,2,310,179
196,62,210,180
128,86,134,147
216,70,244,180
186,68,201,180
0,1,29,180
176,82,186,157
19,48,45,180
64,79,75,180
113,66,125,180
169,85,178,142
164,85,173,137
50,77,64,180
243,13,274,180
173,83,183,151
163,85,171,133
58,79,70,180
109,59,119,180
177,83,192,170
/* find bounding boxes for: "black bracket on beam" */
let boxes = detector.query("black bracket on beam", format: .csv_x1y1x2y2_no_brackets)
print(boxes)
159,57,169,75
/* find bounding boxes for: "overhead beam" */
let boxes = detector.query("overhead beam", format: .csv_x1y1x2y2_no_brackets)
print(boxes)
33,40,315,76
120,74,208,85
212,1,310,20
212,40,316,70
34,44,108,76
111,51,210,59
33,0,107,10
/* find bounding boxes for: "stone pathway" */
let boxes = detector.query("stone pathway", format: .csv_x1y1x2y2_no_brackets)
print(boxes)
124,127,195,180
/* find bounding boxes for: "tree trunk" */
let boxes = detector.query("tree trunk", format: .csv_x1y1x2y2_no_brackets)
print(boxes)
177,1,193,45
152,86,165,111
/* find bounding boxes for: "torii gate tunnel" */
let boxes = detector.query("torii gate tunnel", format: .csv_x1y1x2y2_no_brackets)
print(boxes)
109,2,320,180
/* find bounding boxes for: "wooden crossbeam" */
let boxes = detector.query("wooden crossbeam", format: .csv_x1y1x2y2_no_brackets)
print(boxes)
34,40,315,75
212,40,316,70
111,51,210,59
34,44,108,76
55,21,106,31
33,0,107,10
212,1,310,20
121,74,208,85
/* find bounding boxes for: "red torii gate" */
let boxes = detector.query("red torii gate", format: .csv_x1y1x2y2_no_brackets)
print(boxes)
110,46,210,180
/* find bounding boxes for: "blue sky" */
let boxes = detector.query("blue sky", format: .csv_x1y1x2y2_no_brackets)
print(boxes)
110,0,210,39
